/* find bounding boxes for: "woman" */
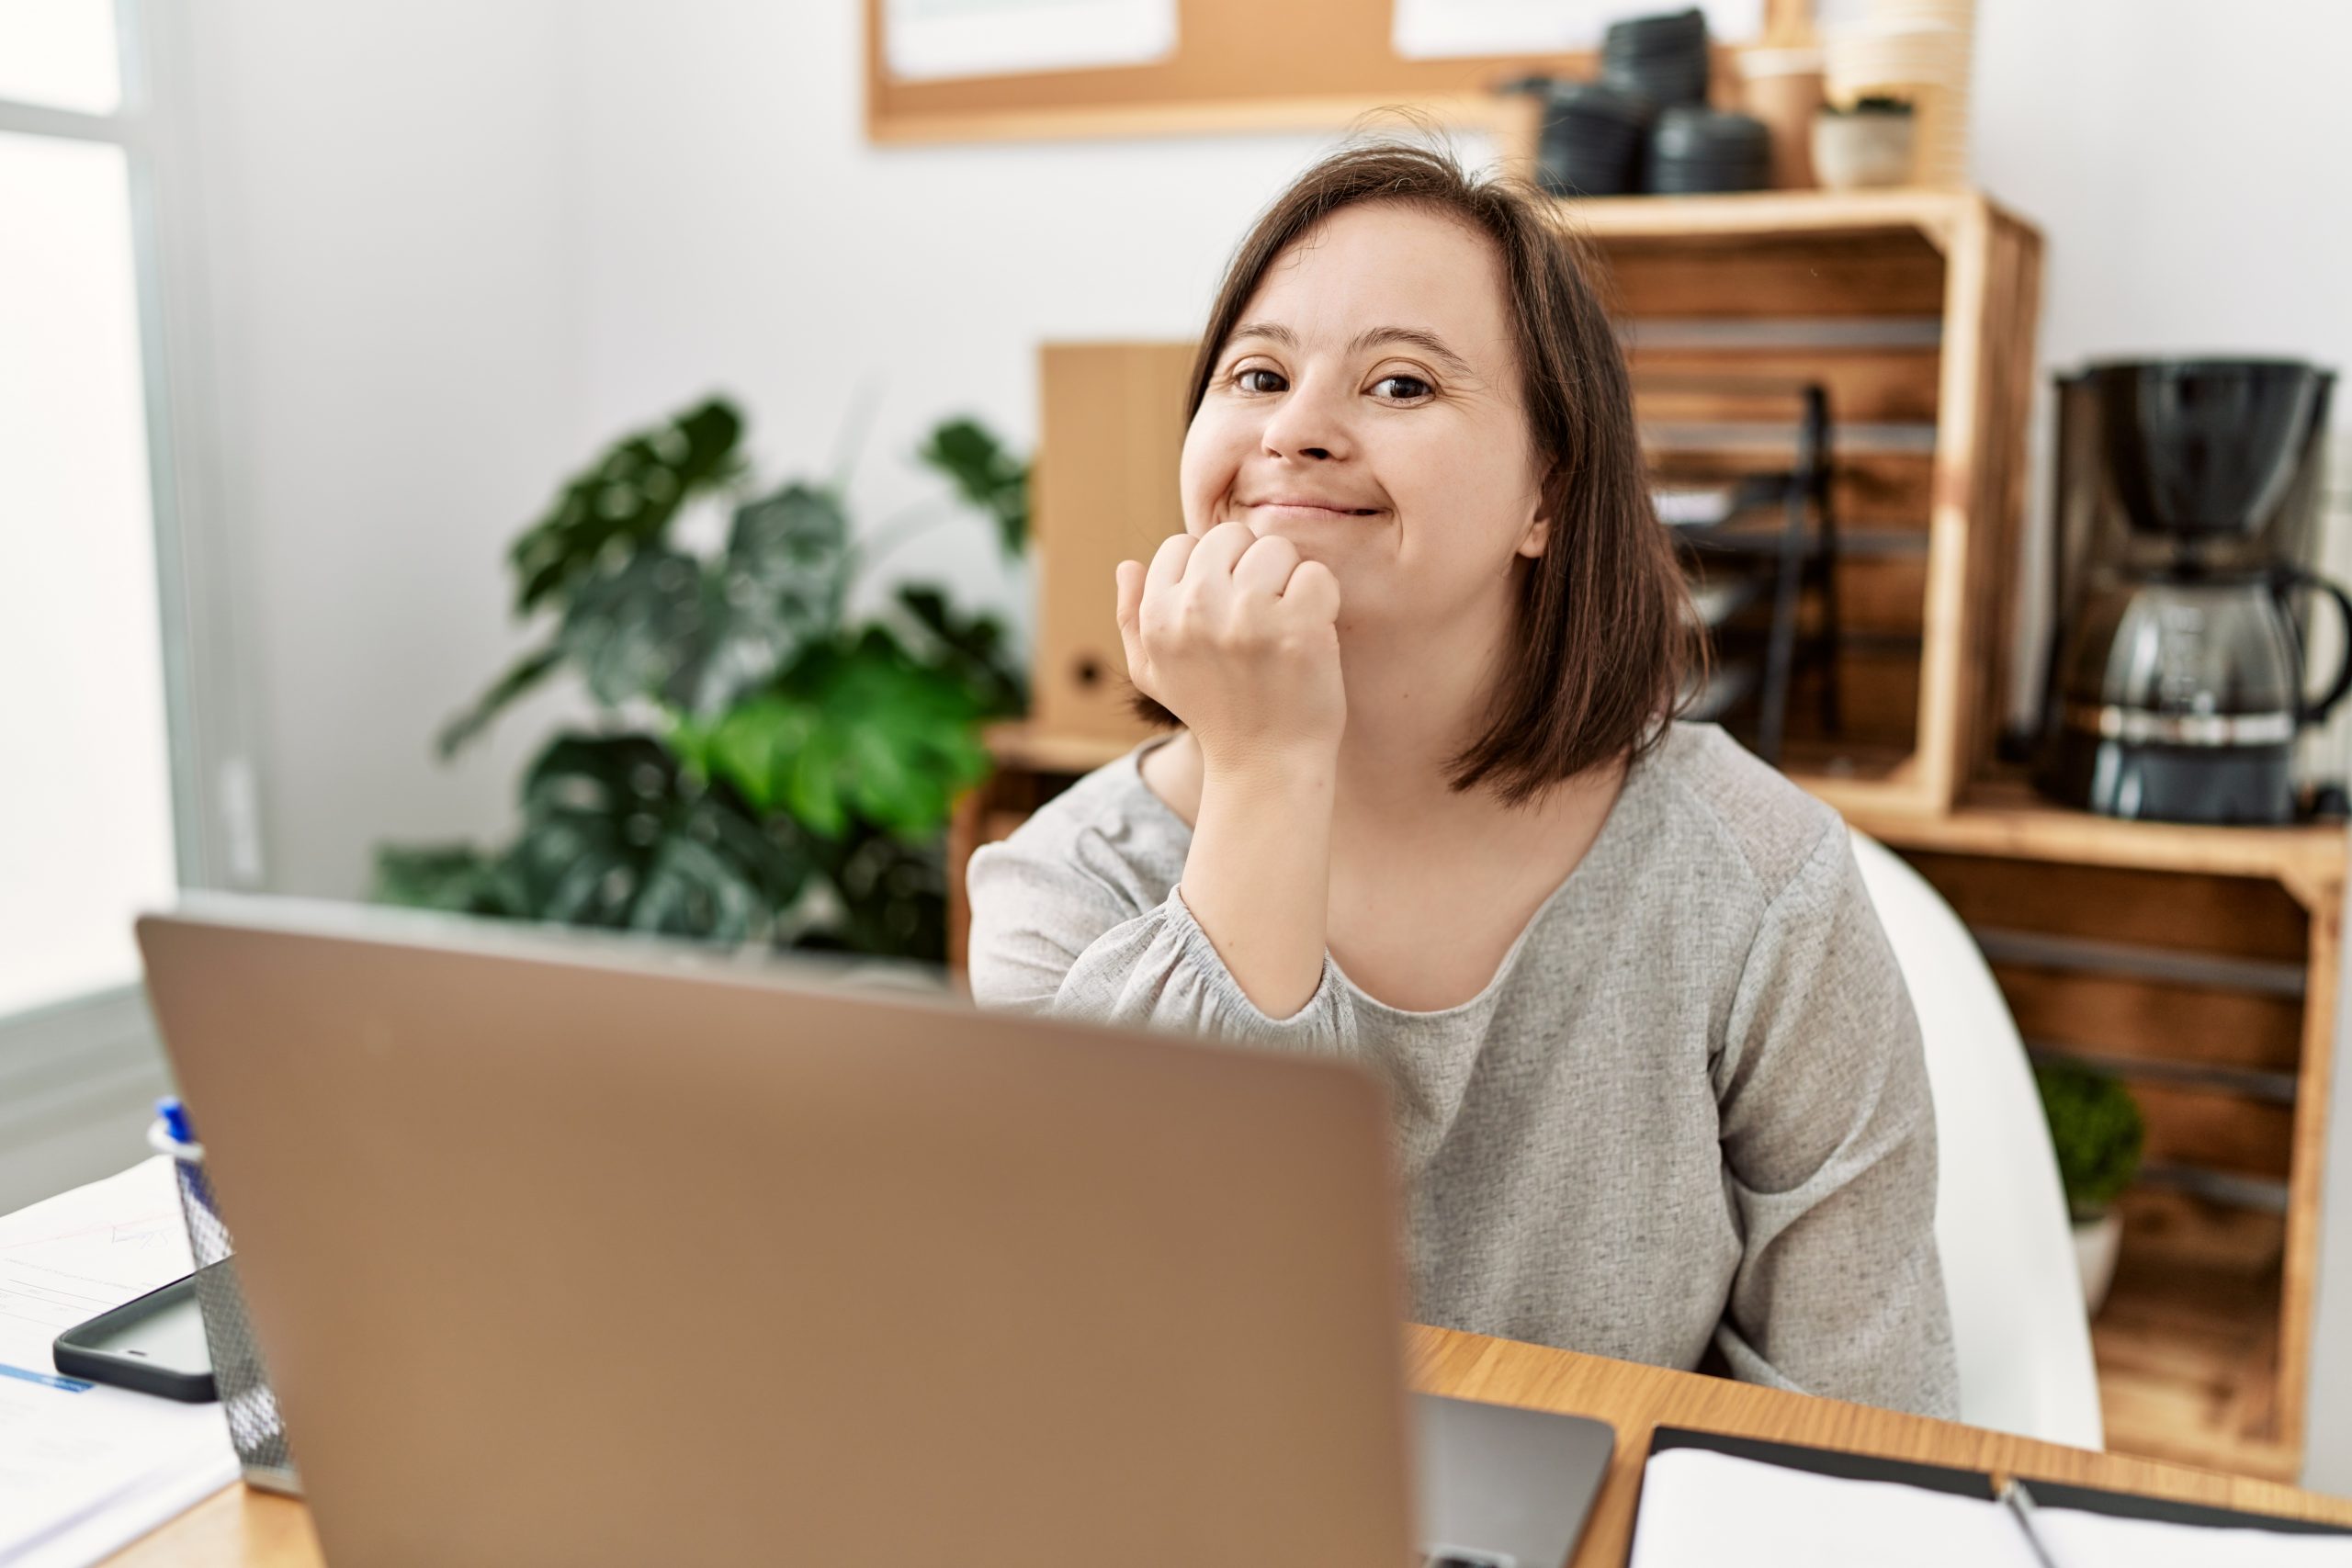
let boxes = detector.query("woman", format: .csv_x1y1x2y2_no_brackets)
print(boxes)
965,141,1957,1419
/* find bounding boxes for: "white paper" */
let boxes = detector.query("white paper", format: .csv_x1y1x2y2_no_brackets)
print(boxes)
1392,0,1766,60
885,0,1176,83
2036,1506,2352,1567
0,1160,237,1568
1629,1447,2035,1568
0,1158,193,1339
1628,1447,2352,1568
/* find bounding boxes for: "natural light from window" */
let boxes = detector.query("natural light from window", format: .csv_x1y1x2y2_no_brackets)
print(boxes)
0,0,121,114
0,128,179,1016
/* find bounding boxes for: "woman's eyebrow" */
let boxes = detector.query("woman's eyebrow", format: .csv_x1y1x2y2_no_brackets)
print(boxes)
1227,320,1476,378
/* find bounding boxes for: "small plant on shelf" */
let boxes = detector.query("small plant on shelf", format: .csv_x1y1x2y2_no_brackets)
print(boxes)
372,394,1029,963
2034,1061,2147,1314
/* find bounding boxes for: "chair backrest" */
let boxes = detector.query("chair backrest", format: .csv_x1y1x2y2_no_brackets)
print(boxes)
1849,831,2106,1450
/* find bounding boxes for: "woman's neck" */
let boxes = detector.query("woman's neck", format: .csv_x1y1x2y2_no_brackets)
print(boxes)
1326,624,1505,824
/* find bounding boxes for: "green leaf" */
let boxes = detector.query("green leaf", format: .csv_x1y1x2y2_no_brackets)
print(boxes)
435,641,564,759
556,549,709,708
370,843,528,916
491,731,810,941
690,637,993,843
917,416,1028,558
892,582,1027,717
508,397,744,615
670,483,853,717
820,829,948,958
783,722,853,839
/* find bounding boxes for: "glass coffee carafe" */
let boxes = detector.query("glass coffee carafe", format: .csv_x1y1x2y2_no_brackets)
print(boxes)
2038,358,2346,824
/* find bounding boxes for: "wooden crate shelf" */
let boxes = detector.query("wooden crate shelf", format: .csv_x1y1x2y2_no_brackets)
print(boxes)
1849,775,2348,912
1869,832,2345,1480
1566,189,2043,819
2095,1190,2294,1482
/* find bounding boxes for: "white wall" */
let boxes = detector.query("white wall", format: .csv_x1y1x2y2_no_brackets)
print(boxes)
182,0,2352,1488
563,1,1430,634
1973,0,2352,388
185,0,596,902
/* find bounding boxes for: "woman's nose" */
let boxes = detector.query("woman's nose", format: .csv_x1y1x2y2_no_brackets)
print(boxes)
1258,373,1352,461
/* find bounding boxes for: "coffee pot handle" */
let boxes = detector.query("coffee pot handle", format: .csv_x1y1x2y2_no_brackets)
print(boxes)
2283,566,2352,725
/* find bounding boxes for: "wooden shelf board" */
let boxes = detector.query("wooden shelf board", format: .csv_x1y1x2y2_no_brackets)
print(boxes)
1560,186,2002,243
984,728,2347,898
2093,1239,2295,1483
1844,774,2348,903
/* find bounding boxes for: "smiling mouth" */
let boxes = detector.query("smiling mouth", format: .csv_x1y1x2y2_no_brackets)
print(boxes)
1244,502,1385,517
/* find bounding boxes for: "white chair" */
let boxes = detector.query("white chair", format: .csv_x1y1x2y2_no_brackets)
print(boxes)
1849,830,2106,1449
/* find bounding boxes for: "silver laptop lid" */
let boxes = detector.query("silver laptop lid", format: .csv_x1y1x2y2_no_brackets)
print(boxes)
138,895,1419,1567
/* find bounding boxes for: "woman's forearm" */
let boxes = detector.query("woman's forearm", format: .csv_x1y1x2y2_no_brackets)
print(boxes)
1180,749,1335,1020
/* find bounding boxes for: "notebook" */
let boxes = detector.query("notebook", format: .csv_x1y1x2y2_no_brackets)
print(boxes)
1627,1427,2352,1568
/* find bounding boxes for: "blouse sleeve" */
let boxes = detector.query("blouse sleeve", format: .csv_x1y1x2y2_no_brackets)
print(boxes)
963,826,1356,1055
1707,820,1962,1419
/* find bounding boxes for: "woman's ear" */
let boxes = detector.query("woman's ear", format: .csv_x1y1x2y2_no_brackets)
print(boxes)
1515,469,1555,558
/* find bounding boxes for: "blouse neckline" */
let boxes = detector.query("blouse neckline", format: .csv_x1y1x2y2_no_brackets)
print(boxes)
1114,731,1655,1022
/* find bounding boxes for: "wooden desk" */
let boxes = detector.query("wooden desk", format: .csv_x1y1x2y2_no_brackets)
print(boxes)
104,1325,2352,1566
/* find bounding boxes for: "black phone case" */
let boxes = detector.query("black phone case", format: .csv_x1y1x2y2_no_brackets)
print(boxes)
51,1273,219,1403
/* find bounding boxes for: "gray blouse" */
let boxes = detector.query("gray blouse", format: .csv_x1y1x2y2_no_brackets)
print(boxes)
963,720,1959,1419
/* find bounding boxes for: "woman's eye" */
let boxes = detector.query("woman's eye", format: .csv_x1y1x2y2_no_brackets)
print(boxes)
1235,367,1285,394
1373,374,1432,400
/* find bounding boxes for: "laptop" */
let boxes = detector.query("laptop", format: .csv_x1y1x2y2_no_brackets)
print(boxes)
136,896,1611,1567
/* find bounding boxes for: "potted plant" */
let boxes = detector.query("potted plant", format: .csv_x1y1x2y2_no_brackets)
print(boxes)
2033,1063,2146,1314
373,394,1030,964
1811,94,1915,189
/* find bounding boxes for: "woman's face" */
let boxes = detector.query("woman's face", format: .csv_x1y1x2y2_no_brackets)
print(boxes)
1179,200,1551,635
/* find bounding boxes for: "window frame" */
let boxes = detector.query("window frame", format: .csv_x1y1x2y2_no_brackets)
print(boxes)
0,0,255,1176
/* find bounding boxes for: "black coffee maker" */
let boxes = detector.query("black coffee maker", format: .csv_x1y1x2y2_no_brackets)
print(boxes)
2036,358,2344,824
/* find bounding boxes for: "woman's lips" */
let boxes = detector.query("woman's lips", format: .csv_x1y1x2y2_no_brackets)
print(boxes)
1245,502,1383,520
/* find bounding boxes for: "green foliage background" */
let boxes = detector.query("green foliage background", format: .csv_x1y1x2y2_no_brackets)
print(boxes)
373,395,1027,961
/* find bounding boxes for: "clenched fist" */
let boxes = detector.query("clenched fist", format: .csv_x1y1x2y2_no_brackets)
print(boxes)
1114,519,1346,771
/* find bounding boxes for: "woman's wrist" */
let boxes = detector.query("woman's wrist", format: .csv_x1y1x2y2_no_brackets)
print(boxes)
1197,736,1340,799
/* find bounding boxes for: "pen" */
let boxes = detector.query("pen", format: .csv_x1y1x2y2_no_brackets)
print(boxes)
0,1361,94,1393
1999,1477,2068,1568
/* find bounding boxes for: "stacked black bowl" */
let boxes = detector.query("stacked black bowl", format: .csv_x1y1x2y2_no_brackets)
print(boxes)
1645,107,1772,193
1600,9,1711,108
1536,81,1657,197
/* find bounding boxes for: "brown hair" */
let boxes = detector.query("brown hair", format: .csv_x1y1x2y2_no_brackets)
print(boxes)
1135,134,1696,807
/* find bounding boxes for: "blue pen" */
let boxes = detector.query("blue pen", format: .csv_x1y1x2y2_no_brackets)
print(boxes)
0,1361,93,1393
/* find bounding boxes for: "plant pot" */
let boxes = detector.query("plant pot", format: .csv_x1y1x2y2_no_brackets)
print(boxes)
1811,107,1915,189
1736,48,1824,189
2072,1210,2123,1315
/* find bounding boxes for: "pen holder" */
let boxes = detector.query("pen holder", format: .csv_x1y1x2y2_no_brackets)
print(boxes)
150,1107,303,1495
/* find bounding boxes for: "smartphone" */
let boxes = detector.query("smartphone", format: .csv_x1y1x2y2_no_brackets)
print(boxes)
52,1273,218,1402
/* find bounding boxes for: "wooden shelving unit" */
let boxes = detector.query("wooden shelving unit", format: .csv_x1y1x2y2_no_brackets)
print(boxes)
1555,186,2043,818
1851,790,2346,1482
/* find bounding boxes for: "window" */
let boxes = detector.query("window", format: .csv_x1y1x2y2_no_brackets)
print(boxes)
0,0,186,1020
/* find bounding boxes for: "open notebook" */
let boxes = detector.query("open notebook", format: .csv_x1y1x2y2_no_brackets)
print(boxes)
1629,1428,2352,1568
